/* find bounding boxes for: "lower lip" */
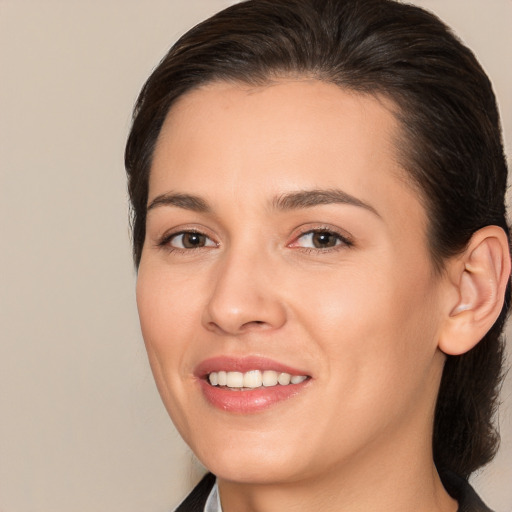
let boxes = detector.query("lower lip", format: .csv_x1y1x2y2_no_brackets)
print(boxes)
199,379,310,413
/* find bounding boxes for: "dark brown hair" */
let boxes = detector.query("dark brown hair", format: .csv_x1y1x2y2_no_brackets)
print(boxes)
125,0,510,479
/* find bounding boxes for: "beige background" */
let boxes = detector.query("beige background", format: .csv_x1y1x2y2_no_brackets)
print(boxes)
0,1,510,511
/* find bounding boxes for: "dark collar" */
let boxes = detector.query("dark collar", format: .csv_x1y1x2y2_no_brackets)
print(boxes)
174,473,216,512
175,470,494,512
440,470,494,512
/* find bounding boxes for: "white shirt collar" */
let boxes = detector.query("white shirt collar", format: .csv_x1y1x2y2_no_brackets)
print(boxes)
204,481,222,512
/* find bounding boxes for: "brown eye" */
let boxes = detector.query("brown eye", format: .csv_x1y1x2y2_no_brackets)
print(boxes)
311,231,339,248
294,230,344,249
291,228,352,251
182,233,206,248
169,232,216,249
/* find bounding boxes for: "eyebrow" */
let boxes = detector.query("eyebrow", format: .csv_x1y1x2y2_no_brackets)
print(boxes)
147,193,211,213
272,189,380,217
146,188,379,217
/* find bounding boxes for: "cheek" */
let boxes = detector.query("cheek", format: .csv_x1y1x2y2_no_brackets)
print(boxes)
137,263,201,348
136,263,207,437
136,263,202,396
293,257,441,389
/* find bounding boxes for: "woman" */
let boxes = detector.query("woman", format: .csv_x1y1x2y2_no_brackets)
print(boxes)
125,0,510,510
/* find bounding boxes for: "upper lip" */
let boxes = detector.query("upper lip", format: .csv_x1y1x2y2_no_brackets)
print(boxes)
194,355,310,379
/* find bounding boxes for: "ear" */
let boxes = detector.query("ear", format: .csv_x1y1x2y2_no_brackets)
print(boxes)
438,226,511,356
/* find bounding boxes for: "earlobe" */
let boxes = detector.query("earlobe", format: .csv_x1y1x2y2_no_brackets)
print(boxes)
439,226,511,356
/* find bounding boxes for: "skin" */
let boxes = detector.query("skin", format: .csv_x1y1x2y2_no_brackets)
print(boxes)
137,80,459,512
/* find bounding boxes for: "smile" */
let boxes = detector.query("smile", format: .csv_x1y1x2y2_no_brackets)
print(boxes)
208,370,308,389
197,356,312,412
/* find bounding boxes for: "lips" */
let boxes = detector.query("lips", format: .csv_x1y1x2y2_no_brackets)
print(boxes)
195,355,310,376
195,356,312,413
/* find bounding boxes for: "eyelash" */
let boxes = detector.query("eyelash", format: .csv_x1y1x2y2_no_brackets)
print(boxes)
157,227,353,254
289,227,353,253
157,229,217,253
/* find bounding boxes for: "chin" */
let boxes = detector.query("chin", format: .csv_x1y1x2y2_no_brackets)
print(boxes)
205,454,301,485
188,427,308,484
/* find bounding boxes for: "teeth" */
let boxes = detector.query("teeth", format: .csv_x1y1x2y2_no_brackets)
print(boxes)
262,370,278,387
209,372,219,386
226,371,244,388
278,372,291,385
244,370,262,388
208,370,308,389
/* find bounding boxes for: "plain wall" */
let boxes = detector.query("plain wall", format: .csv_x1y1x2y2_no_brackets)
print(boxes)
0,1,510,511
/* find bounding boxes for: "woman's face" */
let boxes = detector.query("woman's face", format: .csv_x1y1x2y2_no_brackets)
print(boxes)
137,80,449,484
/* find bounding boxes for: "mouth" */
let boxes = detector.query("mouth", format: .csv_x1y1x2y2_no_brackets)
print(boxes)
196,356,312,412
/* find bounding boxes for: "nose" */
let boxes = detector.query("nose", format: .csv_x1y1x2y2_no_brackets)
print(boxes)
202,250,287,336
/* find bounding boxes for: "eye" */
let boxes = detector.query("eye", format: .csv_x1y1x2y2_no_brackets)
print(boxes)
167,231,216,249
292,229,351,250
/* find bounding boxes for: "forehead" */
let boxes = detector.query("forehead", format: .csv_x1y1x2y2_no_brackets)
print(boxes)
156,79,400,158
152,80,406,186
149,79,426,238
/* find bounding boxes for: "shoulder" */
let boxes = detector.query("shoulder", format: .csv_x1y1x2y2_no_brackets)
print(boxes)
173,473,216,512
440,470,494,512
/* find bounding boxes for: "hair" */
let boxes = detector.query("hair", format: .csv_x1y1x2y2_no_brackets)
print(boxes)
125,0,510,479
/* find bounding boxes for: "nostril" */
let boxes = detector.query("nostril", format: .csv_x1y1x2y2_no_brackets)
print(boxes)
240,320,271,332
